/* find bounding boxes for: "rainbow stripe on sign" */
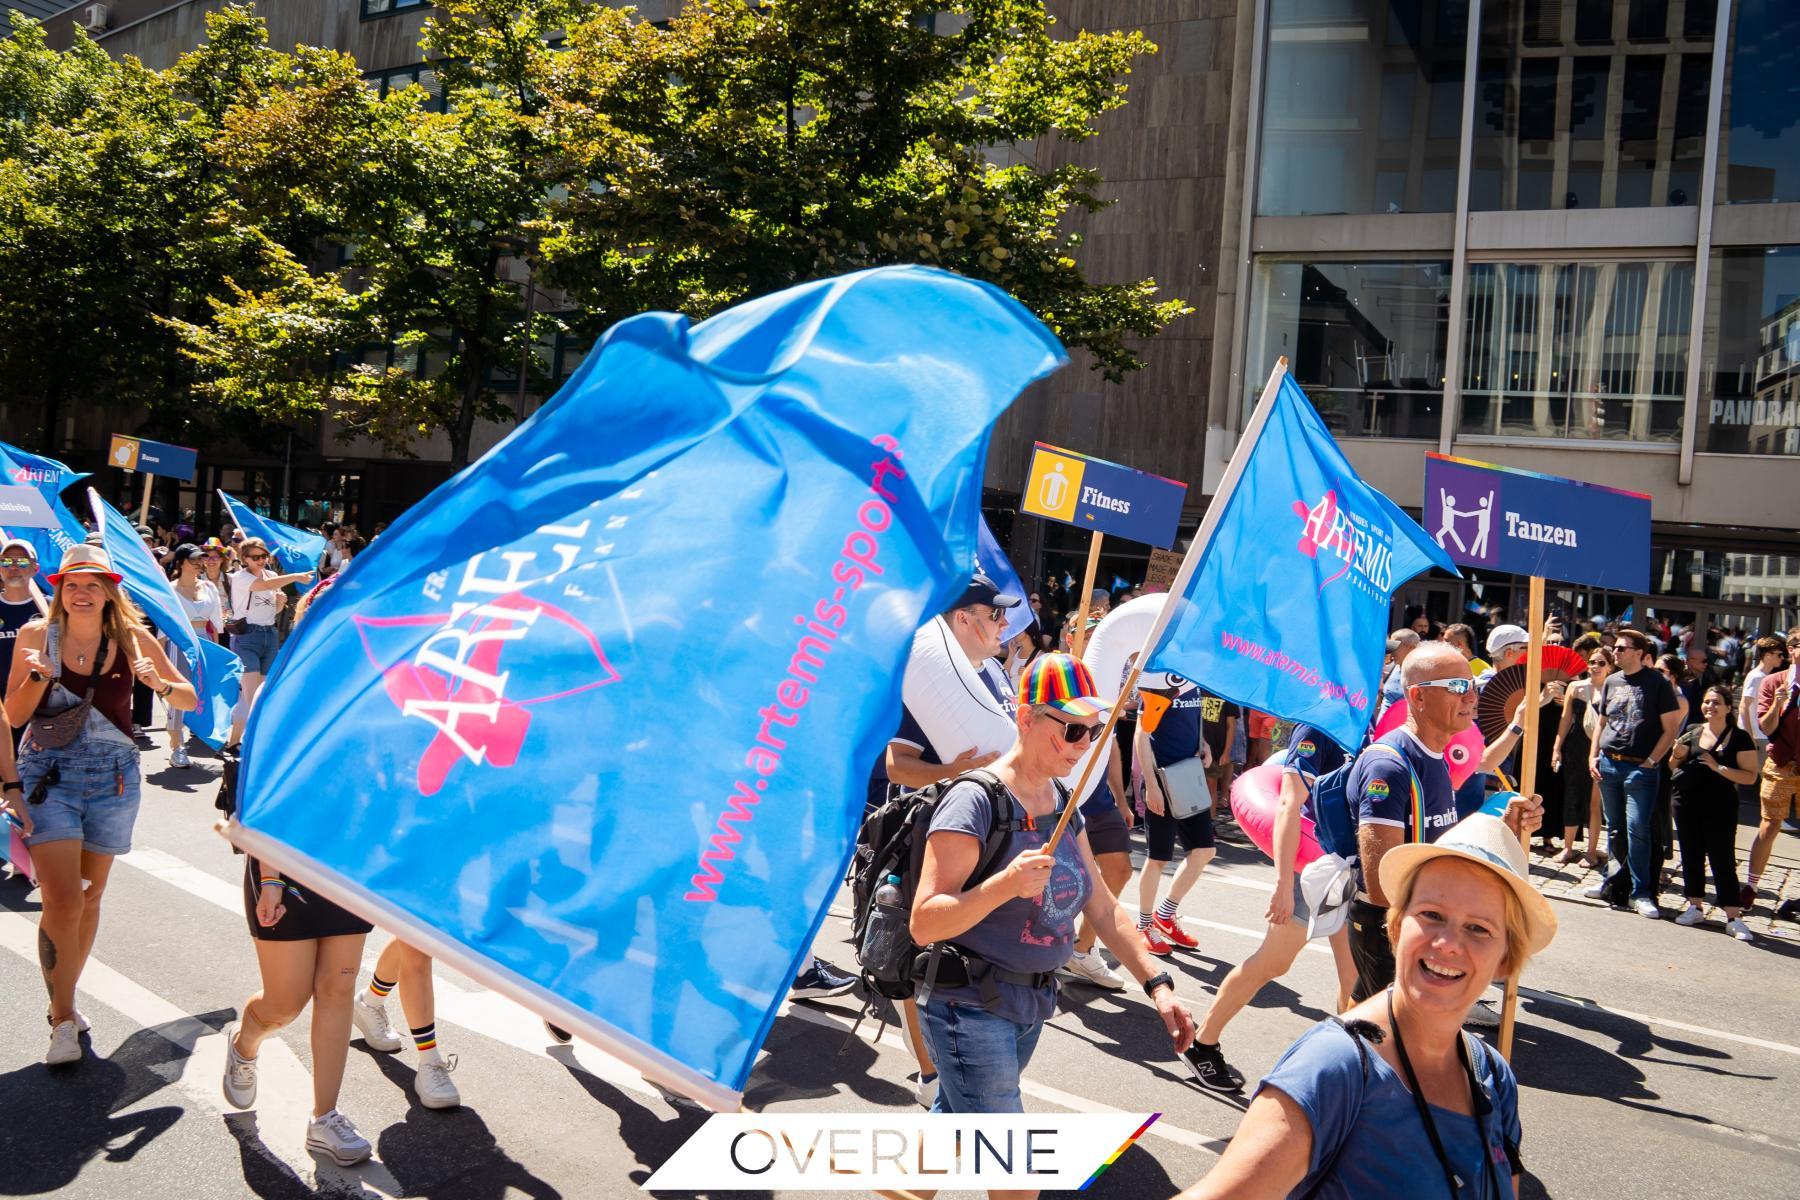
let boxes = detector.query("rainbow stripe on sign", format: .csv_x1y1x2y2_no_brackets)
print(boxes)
1078,1112,1161,1190
1426,451,1652,501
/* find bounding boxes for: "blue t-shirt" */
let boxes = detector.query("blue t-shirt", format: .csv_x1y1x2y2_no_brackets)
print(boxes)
1347,729,1458,887
891,660,1012,766
922,779,1090,1025
1079,777,1118,819
1260,1020,1521,1200
1283,723,1348,828
1149,689,1205,768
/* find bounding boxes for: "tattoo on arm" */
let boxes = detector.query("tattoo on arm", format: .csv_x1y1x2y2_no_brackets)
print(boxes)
37,927,56,995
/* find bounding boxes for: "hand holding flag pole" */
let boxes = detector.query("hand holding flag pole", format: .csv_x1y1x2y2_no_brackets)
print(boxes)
1045,360,1293,855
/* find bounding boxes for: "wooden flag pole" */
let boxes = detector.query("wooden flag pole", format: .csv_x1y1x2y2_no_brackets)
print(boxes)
136,471,154,528
1045,358,1291,857
1499,574,1546,1059
1070,531,1105,658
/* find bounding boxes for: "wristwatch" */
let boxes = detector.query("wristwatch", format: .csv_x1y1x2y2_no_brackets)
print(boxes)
1507,723,1525,738
1142,971,1174,999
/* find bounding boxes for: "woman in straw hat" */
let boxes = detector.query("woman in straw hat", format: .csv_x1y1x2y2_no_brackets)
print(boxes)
1180,811,1556,1199
2,544,196,1067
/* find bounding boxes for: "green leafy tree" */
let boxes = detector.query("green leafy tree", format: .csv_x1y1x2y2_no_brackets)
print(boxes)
543,0,1188,380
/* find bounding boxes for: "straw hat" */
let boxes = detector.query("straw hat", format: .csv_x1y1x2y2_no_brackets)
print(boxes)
1378,813,1558,956
47,543,123,586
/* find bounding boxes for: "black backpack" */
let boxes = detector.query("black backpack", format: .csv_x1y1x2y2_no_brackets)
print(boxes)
846,769,1023,1000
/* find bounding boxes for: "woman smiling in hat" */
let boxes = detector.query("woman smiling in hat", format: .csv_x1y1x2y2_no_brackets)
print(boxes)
2,544,196,1067
1181,812,1556,1199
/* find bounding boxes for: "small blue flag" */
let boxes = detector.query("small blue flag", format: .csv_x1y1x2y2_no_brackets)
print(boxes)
0,439,88,584
1144,370,1457,752
977,517,1034,641
229,266,1064,1109
218,490,326,577
89,491,243,747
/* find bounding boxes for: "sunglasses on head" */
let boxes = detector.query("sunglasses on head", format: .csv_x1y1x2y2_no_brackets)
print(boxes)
1041,710,1103,743
1412,677,1475,695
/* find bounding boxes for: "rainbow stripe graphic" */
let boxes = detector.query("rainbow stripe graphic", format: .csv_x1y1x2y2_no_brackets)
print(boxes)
1079,1112,1161,1190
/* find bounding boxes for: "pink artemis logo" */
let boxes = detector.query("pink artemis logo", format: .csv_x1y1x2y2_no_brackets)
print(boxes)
1290,490,1394,594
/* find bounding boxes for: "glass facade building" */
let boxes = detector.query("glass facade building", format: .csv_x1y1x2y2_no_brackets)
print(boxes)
1244,0,1800,464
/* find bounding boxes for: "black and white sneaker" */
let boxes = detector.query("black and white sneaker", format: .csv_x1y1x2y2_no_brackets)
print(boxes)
790,957,858,1001
1182,1041,1245,1092
544,1020,573,1044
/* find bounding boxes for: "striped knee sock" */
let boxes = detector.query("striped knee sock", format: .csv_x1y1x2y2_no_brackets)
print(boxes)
366,975,395,1004
1156,898,1181,923
412,1023,441,1062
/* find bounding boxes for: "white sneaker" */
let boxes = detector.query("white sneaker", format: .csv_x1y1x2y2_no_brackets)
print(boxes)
915,1072,938,1110
306,1110,372,1166
1059,950,1127,990
1582,881,1608,899
1462,1000,1501,1029
222,1022,257,1109
352,994,403,1052
415,1055,461,1109
45,1019,81,1066
170,747,191,768
73,1010,91,1033
1727,918,1755,942
1674,905,1705,926
1634,899,1661,919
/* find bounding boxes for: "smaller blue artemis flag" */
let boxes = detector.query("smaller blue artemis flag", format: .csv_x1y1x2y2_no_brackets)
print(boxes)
218,490,326,577
1141,367,1457,752
977,516,1035,641
89,490,242,747
229,266,1065,1111
0,439,87,583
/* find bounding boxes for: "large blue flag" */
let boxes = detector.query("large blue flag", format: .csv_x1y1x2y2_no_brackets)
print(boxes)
0,439,88,584
218,489,326,577
977,516,1035,641
88,491,243,748
1143,369,1456,751
229,266,1064,1109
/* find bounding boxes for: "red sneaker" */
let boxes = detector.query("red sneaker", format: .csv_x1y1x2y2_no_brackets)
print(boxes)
1140,927,1172,957
1153,913,1200,950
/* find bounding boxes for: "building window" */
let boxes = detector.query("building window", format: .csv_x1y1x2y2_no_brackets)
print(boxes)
362,0,431,18
1716,0,1800,204
1470,0,1712,210
364,64,448,113
1257,0,1466,216
1460,258,1689,442
1247,258,1451,438
1699,245,1800,455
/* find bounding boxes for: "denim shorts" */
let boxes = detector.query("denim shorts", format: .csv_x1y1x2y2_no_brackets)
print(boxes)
231,623,280,674
918,997,1044,1114
17,736,142,857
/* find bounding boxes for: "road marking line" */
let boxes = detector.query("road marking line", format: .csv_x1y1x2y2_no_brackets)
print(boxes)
0,909,404,1197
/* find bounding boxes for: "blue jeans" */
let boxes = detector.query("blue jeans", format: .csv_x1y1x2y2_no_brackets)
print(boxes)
1596,756,1658,901
17,731,142,856
230,623,280,674
918,997,1044,1114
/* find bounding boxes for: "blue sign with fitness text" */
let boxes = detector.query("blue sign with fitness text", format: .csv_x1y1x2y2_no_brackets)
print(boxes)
1423,453,1650,591
1020,442,1187,548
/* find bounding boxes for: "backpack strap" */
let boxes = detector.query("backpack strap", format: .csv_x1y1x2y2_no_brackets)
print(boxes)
1300,1017,1378,1200
955,768,1022,892
1365,742,1429,845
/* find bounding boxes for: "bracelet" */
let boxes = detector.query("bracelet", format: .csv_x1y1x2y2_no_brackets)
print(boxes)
258,878,286,890
2,781,20,794
155,681,172,698
1142,970,1174,999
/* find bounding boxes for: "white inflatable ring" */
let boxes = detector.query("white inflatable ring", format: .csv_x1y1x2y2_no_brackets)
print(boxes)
1081,593,1168,703
899,616,1103,805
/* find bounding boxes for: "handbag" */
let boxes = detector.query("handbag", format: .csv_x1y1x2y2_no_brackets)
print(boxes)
1157,755,1212,820
25,625,110,751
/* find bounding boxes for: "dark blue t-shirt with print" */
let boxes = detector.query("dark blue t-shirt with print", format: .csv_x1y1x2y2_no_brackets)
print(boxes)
1149,688,1205,768
1283,723,1349,828
1347,728,1458,886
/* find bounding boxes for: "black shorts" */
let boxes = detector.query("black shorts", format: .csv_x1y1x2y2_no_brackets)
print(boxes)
1143,803,1214,859
243,859,373,943
1083,802,1131,857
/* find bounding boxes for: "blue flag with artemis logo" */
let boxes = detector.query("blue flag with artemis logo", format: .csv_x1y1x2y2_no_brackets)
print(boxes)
89,491,242,748
218,489,327,577
0,439,87,584
1145,371,1456,752
228,266,1065,1110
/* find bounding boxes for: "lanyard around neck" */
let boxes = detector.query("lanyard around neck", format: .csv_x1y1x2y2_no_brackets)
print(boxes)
1386,988,1496,1199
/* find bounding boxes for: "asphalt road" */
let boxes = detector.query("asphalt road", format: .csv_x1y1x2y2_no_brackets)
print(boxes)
3,737,1798,1199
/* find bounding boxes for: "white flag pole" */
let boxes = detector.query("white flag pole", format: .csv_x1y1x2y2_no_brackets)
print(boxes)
1045,358,1290,853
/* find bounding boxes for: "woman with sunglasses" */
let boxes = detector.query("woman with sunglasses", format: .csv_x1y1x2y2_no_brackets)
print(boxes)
1668,685,1758,941
4,545,196,1066
910,654,1195,1132
198,538,232,644
225,538,312,747
1552,647,1613,868
163,545,223,768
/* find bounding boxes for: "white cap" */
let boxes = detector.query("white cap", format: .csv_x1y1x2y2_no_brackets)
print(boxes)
1485,624,1529,655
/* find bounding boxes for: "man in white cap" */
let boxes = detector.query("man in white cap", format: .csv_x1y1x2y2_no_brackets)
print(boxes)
0,538,42,710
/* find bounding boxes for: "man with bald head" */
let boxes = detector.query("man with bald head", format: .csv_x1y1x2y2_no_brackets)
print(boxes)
1344,642,1543,1002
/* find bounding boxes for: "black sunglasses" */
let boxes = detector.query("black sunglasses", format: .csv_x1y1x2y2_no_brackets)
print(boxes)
1041,710,1102,744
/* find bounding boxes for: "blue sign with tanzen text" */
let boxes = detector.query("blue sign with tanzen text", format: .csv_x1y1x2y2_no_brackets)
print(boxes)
1020,442,1187,548
1422,453,1650,591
